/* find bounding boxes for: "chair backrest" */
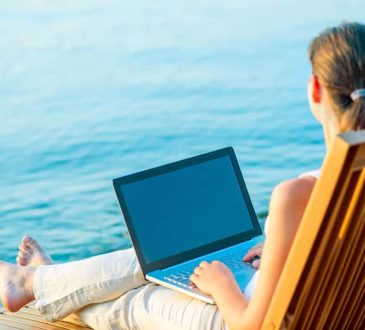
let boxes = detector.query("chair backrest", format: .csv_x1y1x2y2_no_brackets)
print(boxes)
262,130,365,330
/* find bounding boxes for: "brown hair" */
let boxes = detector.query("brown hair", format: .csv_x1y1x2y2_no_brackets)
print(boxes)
309,22,365,130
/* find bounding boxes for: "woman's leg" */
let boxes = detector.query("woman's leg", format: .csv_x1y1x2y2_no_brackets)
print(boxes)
1,244,148,322
76,271,259,329
75,283,227,330
33,248,148,321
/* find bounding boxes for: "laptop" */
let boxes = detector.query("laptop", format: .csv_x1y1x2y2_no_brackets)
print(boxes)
113,147,262,304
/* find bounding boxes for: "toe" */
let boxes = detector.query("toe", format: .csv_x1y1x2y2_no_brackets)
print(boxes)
22,235,36,247
18,243,29,253
17,250,29,260
16,256,27,266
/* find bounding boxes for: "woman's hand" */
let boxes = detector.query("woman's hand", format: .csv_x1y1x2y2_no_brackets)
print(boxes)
190,261,239,297
242,242,264,269
190,261,248,330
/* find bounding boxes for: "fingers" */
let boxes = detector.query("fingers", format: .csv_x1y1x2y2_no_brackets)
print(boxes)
193,261,208,274
243,249,257,261
242,243,264,261
192,260,222,276
194,266,203,276
252,259,260,269
243,249,261,261
190,273,198,283
192,261,209,277
199,261,209,268
190,262,214,288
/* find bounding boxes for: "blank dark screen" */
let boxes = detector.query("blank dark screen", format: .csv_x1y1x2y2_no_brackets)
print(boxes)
120,156,254,264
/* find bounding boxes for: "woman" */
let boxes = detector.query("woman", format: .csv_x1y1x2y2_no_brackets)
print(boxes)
1,22,365,330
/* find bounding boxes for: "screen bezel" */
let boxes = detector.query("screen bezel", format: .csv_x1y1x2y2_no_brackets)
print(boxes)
113,147,262,274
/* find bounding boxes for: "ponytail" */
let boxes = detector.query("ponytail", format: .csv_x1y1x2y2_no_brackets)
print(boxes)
340,98,365,131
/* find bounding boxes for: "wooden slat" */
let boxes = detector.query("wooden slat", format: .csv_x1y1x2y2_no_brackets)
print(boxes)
0,324,23,330
0,305,92,330
21,306,90,328
0,314,47,329
0,313,63,329
1,310,89,330
312,169,365,328
327,191,365,328
331,232,365,328
347,284,365,330
22,307,88,328
343,268,365,329
0,316,24,329
353,294,365,330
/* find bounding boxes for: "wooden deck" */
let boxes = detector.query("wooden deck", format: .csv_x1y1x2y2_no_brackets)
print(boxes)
0,305,92,329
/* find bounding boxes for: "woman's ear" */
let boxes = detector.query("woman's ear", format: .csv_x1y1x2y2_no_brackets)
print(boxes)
307,74,322,123
310,75,321,104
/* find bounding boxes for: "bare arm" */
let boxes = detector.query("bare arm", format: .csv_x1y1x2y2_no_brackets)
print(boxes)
241,176,316,329
191,176,316,330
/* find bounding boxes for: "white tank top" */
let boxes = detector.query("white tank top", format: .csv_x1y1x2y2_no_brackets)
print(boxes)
243,169,321,300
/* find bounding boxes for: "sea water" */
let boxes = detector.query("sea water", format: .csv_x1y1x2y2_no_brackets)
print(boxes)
0,0,363,267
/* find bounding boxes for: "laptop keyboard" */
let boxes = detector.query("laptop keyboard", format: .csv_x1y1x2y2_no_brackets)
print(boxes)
164,270,195,288
163,251,254,288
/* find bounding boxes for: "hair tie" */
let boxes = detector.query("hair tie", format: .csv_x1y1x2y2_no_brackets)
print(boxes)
351,89,365,101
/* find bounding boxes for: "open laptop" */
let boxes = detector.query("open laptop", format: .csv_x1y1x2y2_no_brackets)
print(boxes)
113,147,262,304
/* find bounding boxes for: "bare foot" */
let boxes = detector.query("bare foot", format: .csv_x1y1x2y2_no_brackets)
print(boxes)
0,262,35,312
17,236,53,267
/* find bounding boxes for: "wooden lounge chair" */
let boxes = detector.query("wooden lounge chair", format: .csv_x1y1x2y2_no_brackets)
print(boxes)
1,130,365,329
263,130,365,329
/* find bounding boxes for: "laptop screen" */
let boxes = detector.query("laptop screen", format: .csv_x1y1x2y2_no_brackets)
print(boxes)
113,147,261,273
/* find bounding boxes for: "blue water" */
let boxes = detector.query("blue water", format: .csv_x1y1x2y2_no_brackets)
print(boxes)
0,0,363,267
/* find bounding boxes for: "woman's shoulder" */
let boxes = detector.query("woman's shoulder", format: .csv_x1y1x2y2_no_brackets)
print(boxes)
270,175,317,216
264,170,319,235
273,169,319,202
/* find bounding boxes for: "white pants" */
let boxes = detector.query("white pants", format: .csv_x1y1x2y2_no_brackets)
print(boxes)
33,248,257,330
